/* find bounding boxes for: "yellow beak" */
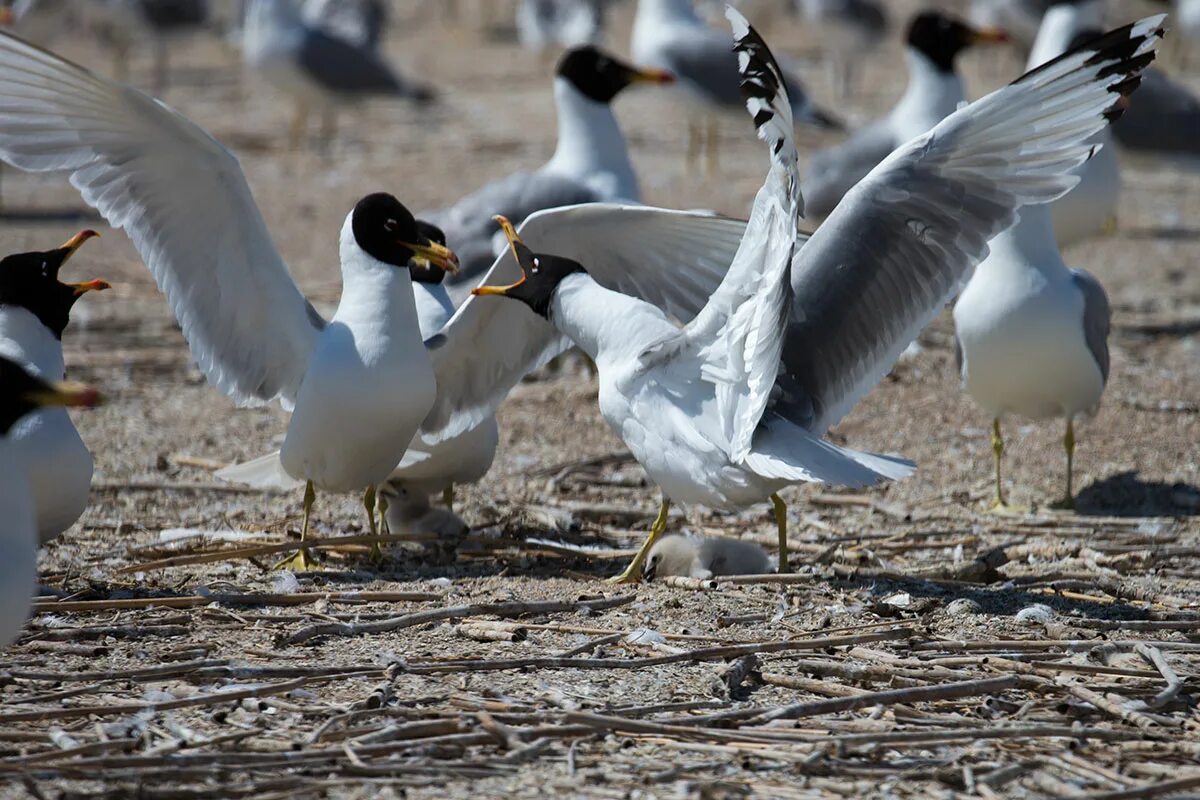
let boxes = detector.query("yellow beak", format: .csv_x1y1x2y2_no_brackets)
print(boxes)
403,239,460,274
470,216,527,297
25,380,103,410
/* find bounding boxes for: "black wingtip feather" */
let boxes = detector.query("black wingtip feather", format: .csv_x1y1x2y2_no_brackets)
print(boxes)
1016,16,1162,91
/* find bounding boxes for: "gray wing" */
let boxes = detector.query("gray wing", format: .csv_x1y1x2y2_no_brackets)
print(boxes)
801,119,896,218
656,30,744,108
774,17,1160,436
429,170,604,294
297,27,427,98
1112,68,1200,157
1071,268,1110,385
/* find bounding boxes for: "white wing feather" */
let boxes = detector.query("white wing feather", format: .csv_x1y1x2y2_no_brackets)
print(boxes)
0,33,320,408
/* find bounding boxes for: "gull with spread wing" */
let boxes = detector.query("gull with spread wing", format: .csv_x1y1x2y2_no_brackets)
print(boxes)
0,32,459,571
473,8,1163,581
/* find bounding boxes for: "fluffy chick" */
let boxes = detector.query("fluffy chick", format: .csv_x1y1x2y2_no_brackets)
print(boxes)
643,534,773,581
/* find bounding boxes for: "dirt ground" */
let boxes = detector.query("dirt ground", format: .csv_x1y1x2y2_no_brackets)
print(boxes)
1,0,1199,797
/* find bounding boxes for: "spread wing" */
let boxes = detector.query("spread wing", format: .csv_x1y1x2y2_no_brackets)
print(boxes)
420,203,749,442
0,32,322,408
776,16,1162,436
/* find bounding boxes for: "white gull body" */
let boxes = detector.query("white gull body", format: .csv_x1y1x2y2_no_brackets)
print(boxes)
0,307,92,544
0,430,37,647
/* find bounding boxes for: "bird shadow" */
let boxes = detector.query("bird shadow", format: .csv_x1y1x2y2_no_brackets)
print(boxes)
0,208,102,224
1073,471,1200,517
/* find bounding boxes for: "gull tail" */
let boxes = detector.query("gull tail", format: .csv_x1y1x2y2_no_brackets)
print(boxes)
215,451,304,490
743,415,914,489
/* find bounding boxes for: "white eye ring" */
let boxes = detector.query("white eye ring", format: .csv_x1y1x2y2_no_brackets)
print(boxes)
384,219,397,231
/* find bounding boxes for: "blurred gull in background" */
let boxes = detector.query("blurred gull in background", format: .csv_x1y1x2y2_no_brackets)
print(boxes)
516,0,615,53
428,46,674,298
242,0,433,149
802,11,1008,219
631,0,840,172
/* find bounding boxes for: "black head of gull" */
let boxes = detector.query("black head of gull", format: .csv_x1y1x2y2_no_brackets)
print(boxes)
470,215,585,319
0,230,108,340
0,354,101,435
907,11,1009,72
556,45,674,104
352,193,459,274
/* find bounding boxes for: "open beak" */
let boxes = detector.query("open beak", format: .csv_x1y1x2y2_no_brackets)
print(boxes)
402,239,459,274
59,229,100,265
970,27,1010,44
630,66,675,85
470,215,527,297
68,278,112,296
24,379,103,410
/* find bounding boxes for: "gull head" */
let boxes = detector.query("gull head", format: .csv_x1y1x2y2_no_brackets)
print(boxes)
470,215,585,319
349,193,459,275
907,11,1009,71
0,230,108,340
556,45,674,104
0,355,103,436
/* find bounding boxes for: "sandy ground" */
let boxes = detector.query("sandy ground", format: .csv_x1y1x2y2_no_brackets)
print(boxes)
1,0,1199,797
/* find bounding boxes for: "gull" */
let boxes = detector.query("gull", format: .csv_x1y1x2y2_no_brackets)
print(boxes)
0,32,459,571
473,9,1162,581
802,10,1008,219
794,0,889,95
90,0,212,91
242,0,433,149
954,202,1110,511
0,230,109,544
516,0,613,53
631,0,841,171
303,0,386,50
1026,1,1120,246
643,533,772,580
1111,65,1200,159
0,355,101,646
429,45,674,297
221,202,747,552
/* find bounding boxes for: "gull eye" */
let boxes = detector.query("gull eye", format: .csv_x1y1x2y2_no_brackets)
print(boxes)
384,218,397,232
40,261,49,277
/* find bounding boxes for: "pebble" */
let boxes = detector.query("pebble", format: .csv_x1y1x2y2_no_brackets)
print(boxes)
947,598,982,616
1016,604,1055,624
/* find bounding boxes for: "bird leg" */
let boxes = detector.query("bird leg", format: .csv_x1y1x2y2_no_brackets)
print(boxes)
1050,418,1077,511
686,119,701,168
704,119,720,176
362,484,387,562
606,497,672,584
289,102,308,151
771,494,790,574
442,485,456,512
986,419,1027,515
378,492,391,536
274,480,318,571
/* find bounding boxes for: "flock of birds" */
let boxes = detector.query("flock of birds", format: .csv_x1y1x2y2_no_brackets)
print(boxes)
0,0,1190,646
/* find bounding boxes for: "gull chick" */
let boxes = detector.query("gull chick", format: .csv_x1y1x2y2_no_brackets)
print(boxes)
644,534,772,581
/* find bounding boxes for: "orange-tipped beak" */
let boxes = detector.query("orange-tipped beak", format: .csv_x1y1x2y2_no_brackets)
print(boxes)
971,27,1010,44
69,279,111,296
403,238,459,274
60,229,100,263
25,379,104,410
0,7,15,25
632,66,675,85
470,215,527,297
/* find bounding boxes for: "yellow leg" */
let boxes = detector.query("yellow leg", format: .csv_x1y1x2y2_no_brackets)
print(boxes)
378,492,391,536
606,498,672,584
274,480,318,571
363,484,378,537
771,494,789,574
990,418,1006,509
442,485,455,512
1050,418,1077,510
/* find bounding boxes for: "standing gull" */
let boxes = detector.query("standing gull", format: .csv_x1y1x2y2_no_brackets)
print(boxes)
0,356,101,646
0,230,109,544
430,45,674,298
474,9,1161,581
954,204,1110,511
0,33,459,571
516,0,614,53
802,10,1008,219
243,0,433,149
631,0,840,170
